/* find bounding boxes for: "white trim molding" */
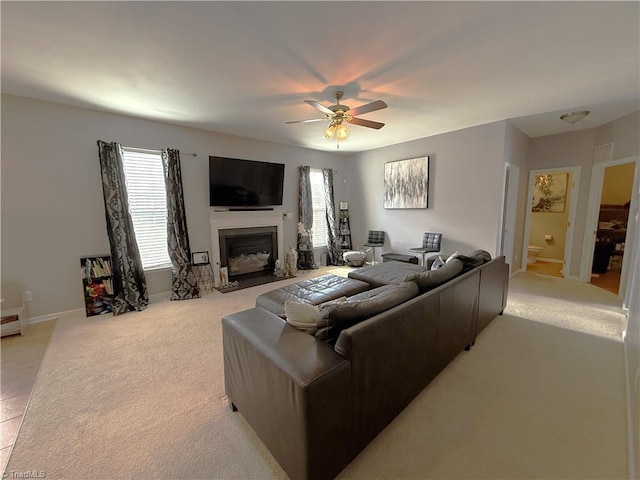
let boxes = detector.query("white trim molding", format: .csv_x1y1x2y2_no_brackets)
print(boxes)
209,210,285,286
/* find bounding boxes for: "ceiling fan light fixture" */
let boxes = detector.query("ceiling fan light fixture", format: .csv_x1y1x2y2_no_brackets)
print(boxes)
560,110,590,125
287,90,388,145
324,122,337,139
336,123,349,140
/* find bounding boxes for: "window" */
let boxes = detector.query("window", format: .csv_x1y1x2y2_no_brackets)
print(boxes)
309,169,327,247
120,147,171,270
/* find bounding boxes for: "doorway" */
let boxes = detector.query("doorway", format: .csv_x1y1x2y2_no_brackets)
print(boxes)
522,166,580,278
498,163,519,274
581,156,639,298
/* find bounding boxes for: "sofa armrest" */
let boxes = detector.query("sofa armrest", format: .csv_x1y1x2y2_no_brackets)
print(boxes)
222,308,352,480
475,256,509,338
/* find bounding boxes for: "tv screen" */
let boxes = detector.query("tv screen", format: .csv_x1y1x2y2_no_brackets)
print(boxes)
209,156,285,207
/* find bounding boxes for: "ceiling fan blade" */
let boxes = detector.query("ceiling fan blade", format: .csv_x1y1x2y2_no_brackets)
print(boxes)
304,100,335,116
348,100,387,117
285,118,326,124
349,117,385,130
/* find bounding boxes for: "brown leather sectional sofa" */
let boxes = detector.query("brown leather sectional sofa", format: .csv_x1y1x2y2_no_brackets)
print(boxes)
222,255,509,480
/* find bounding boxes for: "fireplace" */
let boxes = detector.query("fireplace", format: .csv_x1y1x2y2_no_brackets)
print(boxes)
219,226,277,281
209,210,285,287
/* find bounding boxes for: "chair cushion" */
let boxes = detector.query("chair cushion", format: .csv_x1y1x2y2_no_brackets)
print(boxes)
421,232,442,250
315,282,420,346
364,230,385,245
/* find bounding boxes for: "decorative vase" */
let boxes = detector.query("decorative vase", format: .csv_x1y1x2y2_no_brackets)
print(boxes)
285,247,298,277
274,259,285,278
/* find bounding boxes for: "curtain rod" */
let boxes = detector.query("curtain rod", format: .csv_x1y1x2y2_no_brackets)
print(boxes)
122,146,197,157
299,165,337,172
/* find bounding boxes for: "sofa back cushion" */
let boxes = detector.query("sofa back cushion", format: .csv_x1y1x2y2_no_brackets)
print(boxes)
315,281,419,346
448,249,492,271
404,258,464,292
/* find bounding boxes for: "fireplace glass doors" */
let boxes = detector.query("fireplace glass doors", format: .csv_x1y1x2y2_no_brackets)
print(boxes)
218,226,277,281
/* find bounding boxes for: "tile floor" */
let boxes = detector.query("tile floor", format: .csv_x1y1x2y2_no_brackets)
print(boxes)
1,320,57,474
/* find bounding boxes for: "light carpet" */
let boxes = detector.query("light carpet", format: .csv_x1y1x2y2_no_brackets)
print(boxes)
6,269,628,479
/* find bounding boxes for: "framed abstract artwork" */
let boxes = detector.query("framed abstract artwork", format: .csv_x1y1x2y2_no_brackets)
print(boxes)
383,156,429,209
531,173,568,212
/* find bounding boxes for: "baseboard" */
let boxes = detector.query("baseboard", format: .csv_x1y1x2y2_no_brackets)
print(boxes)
538,257,564,264
28,313,61,325
26,291,172,325
28,310,77,325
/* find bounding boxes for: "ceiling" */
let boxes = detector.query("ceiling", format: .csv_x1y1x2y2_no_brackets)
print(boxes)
2,2,639,154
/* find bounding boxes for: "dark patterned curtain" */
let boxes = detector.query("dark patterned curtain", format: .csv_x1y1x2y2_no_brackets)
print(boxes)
96,140,149,315
298,165,317,269
322,168,343,265
162,149,200,300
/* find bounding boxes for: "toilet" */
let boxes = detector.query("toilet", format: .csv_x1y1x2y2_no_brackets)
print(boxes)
527,245,544,264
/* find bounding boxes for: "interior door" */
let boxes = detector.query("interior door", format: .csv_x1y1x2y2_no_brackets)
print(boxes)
581,155,639,300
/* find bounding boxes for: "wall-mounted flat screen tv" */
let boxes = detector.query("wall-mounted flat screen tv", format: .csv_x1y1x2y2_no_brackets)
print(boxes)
209,156,285,207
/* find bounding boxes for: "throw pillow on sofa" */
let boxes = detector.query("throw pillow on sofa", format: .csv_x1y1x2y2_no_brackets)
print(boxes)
315,281,420,346
404,258,464,292
284,301,320,333
446,251,460,262
285,297,348,334
430,256,445,270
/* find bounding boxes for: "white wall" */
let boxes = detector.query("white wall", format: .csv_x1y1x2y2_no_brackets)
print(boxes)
1,94,344,317
595,111,640,161
345,121,507,258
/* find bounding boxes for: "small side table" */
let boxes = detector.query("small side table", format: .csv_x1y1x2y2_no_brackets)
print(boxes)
192,263,215,294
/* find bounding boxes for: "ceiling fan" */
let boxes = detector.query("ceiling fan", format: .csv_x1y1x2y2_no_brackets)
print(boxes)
286,91,387,144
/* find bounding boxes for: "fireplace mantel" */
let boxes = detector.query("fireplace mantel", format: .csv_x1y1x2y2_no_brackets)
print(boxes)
209,210,285,286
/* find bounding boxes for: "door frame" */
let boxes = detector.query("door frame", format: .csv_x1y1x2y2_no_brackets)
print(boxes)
521,166,581,277
580,155,640,301
497,162,520,274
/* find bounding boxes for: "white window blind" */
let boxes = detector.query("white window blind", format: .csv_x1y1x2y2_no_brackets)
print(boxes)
309,169,328,247
120,147,171,270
